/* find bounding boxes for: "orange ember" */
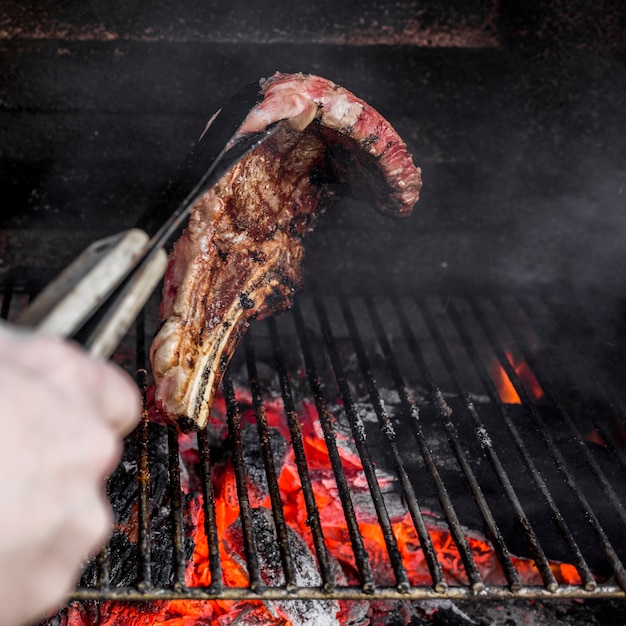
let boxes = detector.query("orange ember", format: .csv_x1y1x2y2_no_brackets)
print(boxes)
492,352,544,404
61,385,581,625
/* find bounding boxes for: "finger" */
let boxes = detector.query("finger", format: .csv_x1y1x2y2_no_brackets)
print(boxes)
0,324,142,435
90,359,142,437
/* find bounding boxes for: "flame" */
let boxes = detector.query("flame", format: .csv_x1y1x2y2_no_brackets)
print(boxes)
60,385,582,625
492,352,544,404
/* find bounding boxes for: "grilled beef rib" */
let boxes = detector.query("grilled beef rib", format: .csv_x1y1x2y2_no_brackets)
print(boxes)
150,72,422,430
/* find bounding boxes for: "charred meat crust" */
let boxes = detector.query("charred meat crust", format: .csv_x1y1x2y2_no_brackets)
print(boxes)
150,73,421,429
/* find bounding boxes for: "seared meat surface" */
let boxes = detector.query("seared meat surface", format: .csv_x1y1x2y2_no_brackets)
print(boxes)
150,72,422,429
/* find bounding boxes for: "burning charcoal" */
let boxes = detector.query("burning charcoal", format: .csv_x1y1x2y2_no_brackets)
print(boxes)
353,399,417,521
224,508,341,626
315,401,406,524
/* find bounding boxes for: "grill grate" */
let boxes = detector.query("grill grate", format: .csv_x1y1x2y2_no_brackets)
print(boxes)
3,277,626,603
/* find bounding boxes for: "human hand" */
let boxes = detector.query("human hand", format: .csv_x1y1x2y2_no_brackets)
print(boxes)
0,322,141,625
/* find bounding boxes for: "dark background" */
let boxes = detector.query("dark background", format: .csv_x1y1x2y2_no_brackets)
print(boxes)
2,4,626,623
0,0,624,293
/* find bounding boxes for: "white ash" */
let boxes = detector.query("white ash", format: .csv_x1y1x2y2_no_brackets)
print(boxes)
355,401,380,425
467,392,491,404
381,417,396,440
475,425,493,449
419,599,478,624
353,410,367,441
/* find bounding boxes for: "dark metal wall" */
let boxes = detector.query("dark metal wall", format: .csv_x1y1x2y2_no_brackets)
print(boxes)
0,0,625,292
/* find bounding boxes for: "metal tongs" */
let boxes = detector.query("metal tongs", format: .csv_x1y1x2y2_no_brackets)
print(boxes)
17,82,280,358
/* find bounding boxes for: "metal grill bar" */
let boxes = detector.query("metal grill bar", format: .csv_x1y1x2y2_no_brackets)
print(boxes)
444,297,599,590
2,279,625,606
222,369,262,591
468,295,626,590
540,286,626,435
68,583,626,601
496,295,626,529
292,299,376,592
266,315,335,591
495,296,626,589
96,488,111,588
134,309,153,590
442,417,524,590
166,423,187,588
362,294,485,593
314,294,411,592
416,296,593,590
339,294,448,593
243,331,298,589
197,428,223,591
409,296,528,590
417,296,561,589
517,294,626,473
135,369,152,589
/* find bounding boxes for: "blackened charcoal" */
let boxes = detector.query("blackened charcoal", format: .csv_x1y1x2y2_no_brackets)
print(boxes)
241,424,288,503
225,508,341,626
81,422,195,588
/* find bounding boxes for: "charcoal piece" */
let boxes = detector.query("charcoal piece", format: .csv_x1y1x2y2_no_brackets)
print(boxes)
240,423,288,504
80,422,195,588
224,508,341,626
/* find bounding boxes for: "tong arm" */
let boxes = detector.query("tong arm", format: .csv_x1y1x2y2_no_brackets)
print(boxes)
16,229,167,358
14,110,284,359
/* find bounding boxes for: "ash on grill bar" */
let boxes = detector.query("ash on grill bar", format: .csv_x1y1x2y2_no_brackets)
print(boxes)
1,0,626,624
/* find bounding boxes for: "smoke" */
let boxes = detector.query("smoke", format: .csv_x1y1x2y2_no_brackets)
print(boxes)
3,4,625,305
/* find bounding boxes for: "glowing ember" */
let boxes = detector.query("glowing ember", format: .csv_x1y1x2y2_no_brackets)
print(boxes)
492,352,544,404
58,382,581,625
